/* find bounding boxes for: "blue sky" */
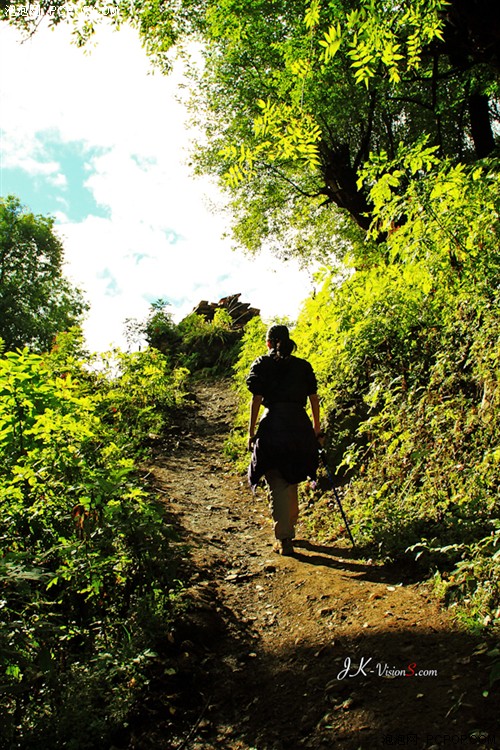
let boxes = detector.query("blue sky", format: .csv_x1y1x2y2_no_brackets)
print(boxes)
0,20,315,351
2,137,110,221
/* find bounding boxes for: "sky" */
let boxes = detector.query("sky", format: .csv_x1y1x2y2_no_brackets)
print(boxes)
0,17,316,351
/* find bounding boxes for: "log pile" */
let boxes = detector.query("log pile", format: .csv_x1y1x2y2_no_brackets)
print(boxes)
192,294,260,329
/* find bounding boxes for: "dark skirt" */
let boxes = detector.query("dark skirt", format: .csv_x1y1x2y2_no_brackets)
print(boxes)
248,402,319,489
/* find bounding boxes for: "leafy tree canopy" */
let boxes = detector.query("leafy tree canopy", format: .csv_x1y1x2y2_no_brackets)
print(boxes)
3,1,499,261
187,0,499,255
0,196,88,352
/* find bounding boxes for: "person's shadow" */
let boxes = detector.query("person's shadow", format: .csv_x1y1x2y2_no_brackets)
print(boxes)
292,539,407,584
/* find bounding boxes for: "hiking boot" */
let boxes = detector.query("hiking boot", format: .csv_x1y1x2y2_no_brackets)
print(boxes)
274,538,294,556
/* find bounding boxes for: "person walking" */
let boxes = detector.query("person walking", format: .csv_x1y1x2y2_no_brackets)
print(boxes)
246,324,322,555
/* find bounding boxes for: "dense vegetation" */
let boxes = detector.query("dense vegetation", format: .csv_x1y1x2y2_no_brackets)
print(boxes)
125,299,245,373
6,0,496,262
232,153,500,630
0,327,193,748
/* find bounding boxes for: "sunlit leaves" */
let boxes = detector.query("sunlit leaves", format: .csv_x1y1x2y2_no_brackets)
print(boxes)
202,0,457,248
304,0,321,30
309,0,449,85
289,57,312,79
358,137,441,226
319,21,342,63
358,143,500,288
252,99,322,163
346,25,405,86
231,145,500,621
0,197,88,352
219,142,264,187
219,98,321,187
0,340,189,745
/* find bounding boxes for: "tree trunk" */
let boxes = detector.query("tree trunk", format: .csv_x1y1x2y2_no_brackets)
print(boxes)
468,93,496,158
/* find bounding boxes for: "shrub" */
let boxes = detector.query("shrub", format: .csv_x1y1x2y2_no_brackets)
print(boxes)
0,343,187,748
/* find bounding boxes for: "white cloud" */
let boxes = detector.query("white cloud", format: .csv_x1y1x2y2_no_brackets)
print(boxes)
1,20,315,352
2,148,60,176
48,172,68,187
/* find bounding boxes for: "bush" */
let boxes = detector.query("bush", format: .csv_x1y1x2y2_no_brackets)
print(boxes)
94,347,189,452
0,341,188,748
177,309,242,373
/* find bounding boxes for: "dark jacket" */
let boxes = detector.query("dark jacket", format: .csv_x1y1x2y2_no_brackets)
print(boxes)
247,354,319,488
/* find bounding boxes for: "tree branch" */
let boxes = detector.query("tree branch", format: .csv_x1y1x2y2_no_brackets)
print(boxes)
256,162,323,200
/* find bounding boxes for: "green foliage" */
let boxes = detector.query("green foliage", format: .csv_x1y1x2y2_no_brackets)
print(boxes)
0,337,190,748
176,309,242,373
232,316,268,392
125,298,181,355
94,347,189,451
207,0,449,182
300,164,498,624
125,301,245,375
315,0,447,85
233,157,500,629
0,196,88,353
220,100,322,188
412,523,500,628
359,148,500,284
183,0,498,254
7,1,498,263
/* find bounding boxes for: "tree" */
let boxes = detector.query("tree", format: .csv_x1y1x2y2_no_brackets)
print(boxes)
185,0,499,255
0,196,88,352
124,298,181,354
3,1,499,259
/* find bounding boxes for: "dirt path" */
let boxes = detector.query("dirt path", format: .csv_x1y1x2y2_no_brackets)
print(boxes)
139,378,498,750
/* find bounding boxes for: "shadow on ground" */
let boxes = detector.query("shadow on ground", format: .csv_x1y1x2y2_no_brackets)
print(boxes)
128,568,499,750
187,615,499,749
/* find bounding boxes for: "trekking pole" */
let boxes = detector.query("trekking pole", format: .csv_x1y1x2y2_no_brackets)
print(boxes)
318,448,356,547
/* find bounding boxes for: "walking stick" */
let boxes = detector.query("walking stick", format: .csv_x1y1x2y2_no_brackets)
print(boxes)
318,448,356,547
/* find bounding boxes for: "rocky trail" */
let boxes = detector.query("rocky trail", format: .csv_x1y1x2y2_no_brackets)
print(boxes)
135,379,498,750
